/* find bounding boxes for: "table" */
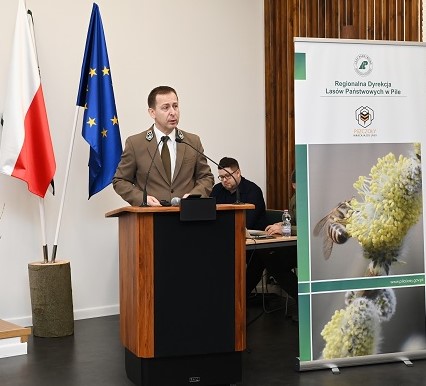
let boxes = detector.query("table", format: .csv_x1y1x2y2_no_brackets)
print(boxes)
245,235,297,318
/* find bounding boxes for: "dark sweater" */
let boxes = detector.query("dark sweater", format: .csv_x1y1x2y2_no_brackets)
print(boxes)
210,176,267,230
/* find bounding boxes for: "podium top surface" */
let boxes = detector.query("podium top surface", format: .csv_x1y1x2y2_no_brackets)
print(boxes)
105,203,255,218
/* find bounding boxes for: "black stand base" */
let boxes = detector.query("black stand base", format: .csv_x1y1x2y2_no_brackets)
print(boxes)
125,348,242,386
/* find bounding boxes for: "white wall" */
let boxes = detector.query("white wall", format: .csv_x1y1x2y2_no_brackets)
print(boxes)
0,0,265,325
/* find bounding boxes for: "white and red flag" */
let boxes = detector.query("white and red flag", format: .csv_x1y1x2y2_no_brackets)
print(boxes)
0,0,55,198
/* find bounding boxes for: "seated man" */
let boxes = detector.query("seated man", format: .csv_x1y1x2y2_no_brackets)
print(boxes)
210,158,298,316
210,157,266,230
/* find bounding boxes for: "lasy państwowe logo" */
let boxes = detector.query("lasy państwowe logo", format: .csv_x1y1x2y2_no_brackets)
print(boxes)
354,54,373,76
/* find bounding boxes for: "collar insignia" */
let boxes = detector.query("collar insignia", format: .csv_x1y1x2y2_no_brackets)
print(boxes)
176,129,184,140
146,130,154,141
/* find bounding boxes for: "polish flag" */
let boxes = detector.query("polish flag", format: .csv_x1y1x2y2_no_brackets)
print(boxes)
0,0,55,198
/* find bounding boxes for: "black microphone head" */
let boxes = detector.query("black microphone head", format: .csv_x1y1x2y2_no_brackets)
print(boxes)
175,137,183,143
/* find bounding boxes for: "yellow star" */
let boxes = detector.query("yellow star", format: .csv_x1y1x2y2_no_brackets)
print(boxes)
87,117,96,127
101,128,108,137
84,103,88,110
111,115,118,125
102,66,110,76
89,68,97,77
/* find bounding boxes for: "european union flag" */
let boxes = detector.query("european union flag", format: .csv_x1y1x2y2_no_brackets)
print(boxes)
77,3,122,198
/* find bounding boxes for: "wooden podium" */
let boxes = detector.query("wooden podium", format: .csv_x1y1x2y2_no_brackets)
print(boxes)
106,203,253,386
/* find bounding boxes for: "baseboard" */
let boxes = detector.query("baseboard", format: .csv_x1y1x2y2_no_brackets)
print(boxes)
5,304,120,328
2,317,32,331
73,304,119,320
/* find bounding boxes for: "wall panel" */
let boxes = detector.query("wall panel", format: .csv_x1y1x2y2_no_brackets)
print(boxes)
264,0,423,209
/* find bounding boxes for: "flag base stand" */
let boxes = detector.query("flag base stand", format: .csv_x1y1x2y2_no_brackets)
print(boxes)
28,260,74,337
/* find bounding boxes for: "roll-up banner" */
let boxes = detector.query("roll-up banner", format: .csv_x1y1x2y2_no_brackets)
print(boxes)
294,38,426,371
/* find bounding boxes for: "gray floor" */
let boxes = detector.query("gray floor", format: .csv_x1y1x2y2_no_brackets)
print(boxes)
1,296,426,386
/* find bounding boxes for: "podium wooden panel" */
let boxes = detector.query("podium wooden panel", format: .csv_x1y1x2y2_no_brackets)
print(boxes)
106,203,252,386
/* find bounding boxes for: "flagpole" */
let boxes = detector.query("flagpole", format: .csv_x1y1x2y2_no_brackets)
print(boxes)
38,198,48,263
51,107,80,263
26,6,55,263
29,9,48,263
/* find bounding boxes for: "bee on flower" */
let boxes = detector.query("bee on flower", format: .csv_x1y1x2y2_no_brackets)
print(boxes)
319,143,422,359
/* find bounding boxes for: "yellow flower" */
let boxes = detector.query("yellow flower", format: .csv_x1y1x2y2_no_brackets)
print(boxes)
321,298,381,358
346,145,422,274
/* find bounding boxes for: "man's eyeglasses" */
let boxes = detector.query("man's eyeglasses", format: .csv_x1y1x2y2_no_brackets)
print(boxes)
218,169,239,181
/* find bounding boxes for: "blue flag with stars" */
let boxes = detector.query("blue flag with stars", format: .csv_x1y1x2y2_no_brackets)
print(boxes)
77,3,122,198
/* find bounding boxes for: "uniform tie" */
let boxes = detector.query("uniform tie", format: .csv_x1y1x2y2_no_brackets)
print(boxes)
161,136,171,182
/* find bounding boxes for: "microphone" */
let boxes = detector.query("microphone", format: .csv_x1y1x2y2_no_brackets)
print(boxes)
141,136,168,206
171,197,181,206
175,137,243,204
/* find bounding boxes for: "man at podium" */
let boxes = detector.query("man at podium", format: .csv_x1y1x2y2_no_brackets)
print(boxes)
113,86,214,206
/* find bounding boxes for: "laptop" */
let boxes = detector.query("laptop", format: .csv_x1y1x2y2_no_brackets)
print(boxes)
246,229,275,239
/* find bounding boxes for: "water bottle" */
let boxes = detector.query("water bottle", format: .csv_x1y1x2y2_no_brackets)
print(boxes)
282,209,292,237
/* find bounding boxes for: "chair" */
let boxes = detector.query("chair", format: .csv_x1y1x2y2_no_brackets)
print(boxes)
259,271,289,314
264,208,284,225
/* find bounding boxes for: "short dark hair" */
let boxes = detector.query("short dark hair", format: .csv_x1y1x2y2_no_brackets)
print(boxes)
147,86,178,108
219,157,239,170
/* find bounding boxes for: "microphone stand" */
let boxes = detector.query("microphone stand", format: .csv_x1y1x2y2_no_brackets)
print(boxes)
141,136,167,206
175,138,243,204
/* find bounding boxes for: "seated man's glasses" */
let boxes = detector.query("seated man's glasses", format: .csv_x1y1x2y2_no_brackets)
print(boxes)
218,169,239,181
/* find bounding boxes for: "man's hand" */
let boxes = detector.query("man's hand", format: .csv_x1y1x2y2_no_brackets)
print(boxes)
265,222,283,236
147,196,162,206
